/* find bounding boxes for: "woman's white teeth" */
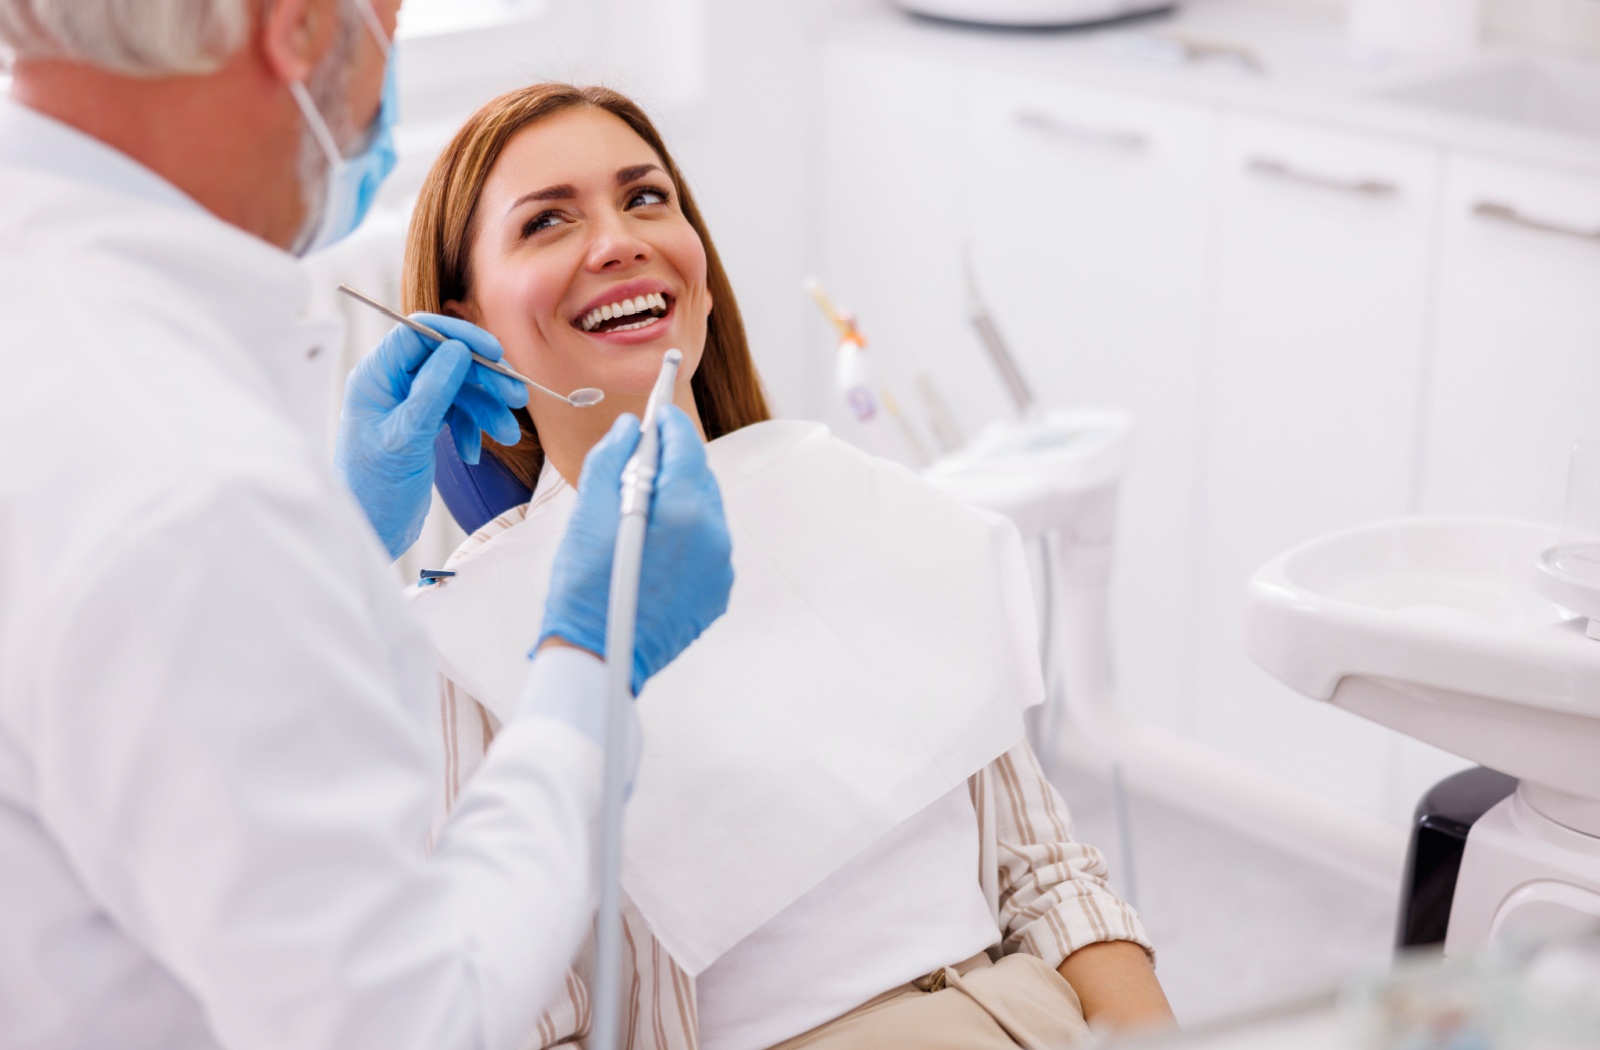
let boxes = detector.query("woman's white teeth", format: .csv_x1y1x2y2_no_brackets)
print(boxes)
580,292,669,332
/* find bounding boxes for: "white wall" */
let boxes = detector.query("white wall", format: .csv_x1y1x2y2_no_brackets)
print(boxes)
664,1,827,418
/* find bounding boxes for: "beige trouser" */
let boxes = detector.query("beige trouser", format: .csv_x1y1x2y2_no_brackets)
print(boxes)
769,952,1092,1050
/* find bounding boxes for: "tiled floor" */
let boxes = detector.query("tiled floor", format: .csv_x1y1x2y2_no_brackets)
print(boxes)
1051,764,1400,1027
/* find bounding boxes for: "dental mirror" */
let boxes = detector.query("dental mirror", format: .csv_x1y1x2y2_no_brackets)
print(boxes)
338,284,605,409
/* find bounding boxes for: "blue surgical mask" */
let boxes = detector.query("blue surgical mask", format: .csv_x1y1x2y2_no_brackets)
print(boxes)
288,0,398,255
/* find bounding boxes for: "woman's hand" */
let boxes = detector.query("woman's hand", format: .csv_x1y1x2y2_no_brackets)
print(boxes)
1057,940,1176,1036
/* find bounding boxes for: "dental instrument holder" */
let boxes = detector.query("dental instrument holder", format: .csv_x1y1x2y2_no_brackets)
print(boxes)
592,349,682,1050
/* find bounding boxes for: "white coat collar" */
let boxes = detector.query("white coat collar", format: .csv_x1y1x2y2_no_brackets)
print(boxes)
0,98,200,214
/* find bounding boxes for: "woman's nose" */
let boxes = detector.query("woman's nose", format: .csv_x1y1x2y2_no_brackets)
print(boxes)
585,214,650,271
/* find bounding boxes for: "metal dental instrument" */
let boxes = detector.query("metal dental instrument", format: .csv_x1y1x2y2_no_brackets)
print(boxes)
591,348,683,1050
961,244,1036,418
337,283,605,408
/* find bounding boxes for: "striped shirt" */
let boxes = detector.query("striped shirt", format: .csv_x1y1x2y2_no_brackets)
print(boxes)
432,505,1152,1050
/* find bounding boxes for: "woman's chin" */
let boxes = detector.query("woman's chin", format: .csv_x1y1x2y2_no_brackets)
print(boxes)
570,355,684,403
575,335,693,384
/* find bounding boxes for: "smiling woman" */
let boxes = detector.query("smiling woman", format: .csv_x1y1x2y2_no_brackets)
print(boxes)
404,81,1173,1050
403,83,770,491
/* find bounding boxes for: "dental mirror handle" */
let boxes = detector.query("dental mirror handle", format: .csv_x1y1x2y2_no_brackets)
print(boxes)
336,284,604,408
591,349,683,1050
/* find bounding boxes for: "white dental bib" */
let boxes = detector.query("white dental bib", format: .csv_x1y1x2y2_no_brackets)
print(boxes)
411,420,1043,974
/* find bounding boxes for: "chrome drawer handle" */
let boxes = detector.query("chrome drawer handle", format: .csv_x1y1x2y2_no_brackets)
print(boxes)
1474,201,1600,242
1247,157,1398,197
1015,109,1149,153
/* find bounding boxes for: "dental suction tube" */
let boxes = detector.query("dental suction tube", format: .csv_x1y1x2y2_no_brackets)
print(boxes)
591,348,683,1050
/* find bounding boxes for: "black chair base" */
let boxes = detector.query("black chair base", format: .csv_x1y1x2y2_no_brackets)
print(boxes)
1396,766,1518,950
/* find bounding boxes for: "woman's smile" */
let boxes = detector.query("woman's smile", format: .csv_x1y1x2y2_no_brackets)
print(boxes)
570,277,677,344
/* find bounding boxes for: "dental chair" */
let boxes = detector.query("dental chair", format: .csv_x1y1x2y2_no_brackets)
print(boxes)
432,426,531,536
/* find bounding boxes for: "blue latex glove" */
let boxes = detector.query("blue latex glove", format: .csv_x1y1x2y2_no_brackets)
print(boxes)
336,313,529,560
539,406,734,694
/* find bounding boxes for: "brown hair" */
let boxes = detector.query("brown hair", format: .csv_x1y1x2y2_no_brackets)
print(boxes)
403,82,771,489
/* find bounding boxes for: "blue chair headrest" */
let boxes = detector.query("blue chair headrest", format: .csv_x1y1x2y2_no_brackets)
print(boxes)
432,425,534,536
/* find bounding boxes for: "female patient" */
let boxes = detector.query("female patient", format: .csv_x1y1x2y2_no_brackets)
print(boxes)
405,83,1173,1050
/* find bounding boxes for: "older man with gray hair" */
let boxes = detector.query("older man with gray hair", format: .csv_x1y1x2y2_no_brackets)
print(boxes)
0,3,735,1049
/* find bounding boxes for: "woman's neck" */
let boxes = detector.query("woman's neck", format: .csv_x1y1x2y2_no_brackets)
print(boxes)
539,382,706,487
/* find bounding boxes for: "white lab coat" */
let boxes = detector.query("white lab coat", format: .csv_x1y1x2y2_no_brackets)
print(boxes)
0,100,605,1050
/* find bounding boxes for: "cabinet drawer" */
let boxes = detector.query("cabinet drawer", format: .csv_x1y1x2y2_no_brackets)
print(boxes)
1195,114,1441,813
1419,154,1600,522
968,77,1219,728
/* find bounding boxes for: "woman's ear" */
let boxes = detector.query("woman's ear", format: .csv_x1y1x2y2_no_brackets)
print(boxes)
442,299,479,324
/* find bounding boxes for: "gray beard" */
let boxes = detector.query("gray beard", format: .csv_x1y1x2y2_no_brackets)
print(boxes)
290,6,364,256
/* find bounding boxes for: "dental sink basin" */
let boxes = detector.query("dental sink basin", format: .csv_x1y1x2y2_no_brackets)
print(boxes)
1381,58,1600,141
1251,518,1600,953
1246,517,1600,810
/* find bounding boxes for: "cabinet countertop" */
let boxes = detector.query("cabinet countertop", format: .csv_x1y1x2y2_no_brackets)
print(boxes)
826,0,1600,177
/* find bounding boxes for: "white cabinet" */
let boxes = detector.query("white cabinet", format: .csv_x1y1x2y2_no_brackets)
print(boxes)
816,35,1600,828
967,79,1219,729
1419,155,1600,522
1193,114,1442,813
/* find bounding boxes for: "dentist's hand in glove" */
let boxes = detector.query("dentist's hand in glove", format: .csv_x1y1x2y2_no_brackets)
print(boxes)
336,315,528,560
539,407,733,695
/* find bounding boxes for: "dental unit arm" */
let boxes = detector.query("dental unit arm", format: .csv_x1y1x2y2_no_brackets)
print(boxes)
591,348,683,1050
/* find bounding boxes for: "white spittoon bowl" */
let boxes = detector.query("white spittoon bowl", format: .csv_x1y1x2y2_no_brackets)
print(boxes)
1249,516,1600,955
1245,517,1600,804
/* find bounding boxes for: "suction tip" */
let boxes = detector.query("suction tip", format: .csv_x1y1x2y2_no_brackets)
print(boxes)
664,348,683,365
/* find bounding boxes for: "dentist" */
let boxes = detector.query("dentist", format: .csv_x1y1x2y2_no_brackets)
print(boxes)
0,2,732,1049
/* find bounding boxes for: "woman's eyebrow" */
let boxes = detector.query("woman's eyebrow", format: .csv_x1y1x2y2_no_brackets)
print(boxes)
616,164,663,184
505,184,576,215
503,167,660,215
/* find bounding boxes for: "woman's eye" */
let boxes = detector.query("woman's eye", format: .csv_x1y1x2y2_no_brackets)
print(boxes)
628,186,670,209
522,211,565,237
